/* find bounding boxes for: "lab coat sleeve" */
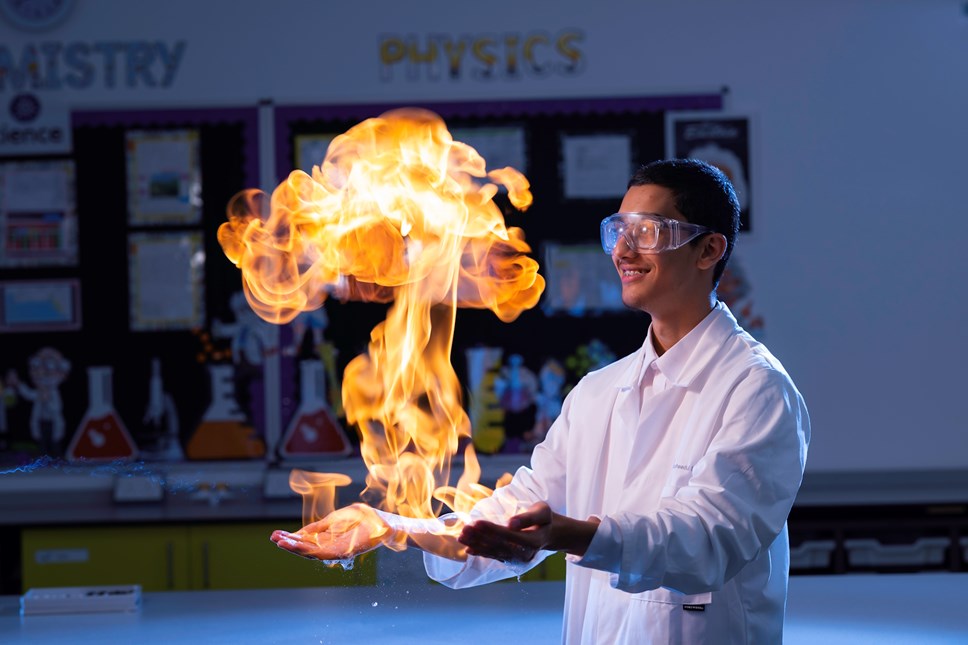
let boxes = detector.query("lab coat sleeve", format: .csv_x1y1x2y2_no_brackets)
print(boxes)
575,365,810,594
424,380,578,588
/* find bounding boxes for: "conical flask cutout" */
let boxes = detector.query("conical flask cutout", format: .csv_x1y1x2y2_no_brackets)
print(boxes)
67,366,138,461
187,363,265,459
279,360,351,458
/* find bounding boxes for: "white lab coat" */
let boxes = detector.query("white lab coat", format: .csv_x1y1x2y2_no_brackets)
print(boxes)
425,302,810,644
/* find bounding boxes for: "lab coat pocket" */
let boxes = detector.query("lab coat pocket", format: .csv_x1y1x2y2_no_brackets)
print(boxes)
626,588,714,643
630,587,712,606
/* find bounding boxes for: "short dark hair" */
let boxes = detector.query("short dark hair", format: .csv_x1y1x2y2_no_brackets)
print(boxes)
628,158,740,287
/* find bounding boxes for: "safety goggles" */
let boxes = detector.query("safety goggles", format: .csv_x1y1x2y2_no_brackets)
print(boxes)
600,212,712,255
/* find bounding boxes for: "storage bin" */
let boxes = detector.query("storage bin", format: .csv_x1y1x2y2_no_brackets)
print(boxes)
844,537,950,567
790,540,835,569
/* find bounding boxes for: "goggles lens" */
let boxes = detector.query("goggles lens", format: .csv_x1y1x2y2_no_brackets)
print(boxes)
600,213,710,254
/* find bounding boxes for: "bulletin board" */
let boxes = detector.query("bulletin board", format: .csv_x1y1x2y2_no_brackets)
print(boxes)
0,107,260,464
0,93,729,464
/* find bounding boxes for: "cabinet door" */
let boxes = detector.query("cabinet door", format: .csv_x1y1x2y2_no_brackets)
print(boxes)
518,551,566,581
188,522,377,590
21,525,191,592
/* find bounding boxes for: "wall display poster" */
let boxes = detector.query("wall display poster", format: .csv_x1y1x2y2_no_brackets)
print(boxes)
560,133,632,199
128,231,205,331
0,160,78,267
666,112,752,231
0,279,81,332
542,242,624,316
294,133,338,175
450,125,528,179
125,129,202,226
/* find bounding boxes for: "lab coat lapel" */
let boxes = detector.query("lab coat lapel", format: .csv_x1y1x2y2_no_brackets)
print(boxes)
602,382,640,514
622,385,686,490
598,348,646,516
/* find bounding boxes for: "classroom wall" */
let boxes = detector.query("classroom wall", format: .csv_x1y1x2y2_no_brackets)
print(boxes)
2,0,965,472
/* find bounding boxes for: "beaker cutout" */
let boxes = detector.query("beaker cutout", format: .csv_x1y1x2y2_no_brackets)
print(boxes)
187,363,265,459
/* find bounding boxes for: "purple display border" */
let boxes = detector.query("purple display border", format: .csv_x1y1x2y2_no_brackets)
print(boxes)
72,107,260,189
274,93,722,182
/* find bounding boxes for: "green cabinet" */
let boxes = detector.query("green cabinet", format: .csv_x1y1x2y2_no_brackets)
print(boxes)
186,522,376,590
21,522,376,593
22,525,193,592
515,551,566,582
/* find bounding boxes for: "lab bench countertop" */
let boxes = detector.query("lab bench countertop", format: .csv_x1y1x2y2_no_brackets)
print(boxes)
2,573,968,644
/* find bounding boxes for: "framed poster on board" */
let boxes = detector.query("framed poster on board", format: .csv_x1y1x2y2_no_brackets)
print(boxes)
128,232,205,331
559,132,633,200
126,130,202,226
294,133,338,175
666,113,752,231
0,279,81,332
541,242,624,316
0,160,78,267
450,125,528,178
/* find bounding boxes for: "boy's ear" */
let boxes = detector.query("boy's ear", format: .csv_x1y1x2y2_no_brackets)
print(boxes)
697,234,727,270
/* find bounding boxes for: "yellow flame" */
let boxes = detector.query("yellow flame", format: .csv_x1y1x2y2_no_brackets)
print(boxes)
288,469,352,526
220,108,543,550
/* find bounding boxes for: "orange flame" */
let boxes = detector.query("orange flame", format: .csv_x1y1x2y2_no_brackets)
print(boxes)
288,469,352,526
220,108,543,556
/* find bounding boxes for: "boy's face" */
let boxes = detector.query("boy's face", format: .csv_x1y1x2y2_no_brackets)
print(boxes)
612,184,708,316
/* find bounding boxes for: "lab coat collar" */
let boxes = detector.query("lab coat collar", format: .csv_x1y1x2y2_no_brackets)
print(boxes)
616,301,739,390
